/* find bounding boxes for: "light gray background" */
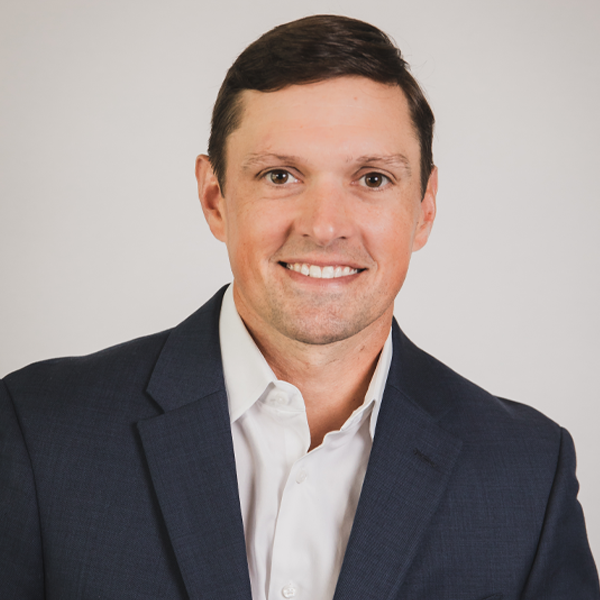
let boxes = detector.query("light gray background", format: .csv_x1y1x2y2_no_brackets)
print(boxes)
2,0,599,562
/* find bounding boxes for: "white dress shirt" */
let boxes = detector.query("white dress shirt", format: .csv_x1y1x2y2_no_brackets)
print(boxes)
219,284,392,600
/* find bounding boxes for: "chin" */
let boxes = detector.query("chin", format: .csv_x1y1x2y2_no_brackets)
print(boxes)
274,311,374,346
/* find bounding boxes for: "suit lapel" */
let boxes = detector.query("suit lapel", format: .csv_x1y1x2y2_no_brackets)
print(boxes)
137,288,252,600
334,324,463,600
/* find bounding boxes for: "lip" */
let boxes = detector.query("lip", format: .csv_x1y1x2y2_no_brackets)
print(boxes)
283,268,362,285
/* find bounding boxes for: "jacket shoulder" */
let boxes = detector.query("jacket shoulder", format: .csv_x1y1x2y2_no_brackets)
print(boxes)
391,323,561,446
2,286,227,412
2,329,171,421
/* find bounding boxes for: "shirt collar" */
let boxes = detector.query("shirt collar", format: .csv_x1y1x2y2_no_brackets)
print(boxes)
363,330,392,439
219,283,393,440
219,284,277,423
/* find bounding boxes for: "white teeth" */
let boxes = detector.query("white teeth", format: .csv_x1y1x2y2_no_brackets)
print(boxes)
285,263,359,279
309,265,321,278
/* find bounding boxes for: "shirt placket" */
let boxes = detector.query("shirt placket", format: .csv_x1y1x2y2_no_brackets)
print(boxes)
265,384,312,600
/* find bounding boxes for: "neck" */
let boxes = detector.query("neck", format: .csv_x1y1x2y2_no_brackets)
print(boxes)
238,307,391,450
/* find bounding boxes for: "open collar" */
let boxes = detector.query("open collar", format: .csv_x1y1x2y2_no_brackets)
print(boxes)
219,282,393,439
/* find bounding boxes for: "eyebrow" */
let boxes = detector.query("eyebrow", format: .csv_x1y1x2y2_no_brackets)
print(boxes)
353,154,412,174
241,153,301,172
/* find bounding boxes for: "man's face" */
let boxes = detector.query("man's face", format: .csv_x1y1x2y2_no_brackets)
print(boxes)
197,76,437,347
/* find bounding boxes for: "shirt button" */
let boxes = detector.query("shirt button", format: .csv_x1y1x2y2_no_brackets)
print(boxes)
273,394,288,406
295,469,308,484
281,584,297,598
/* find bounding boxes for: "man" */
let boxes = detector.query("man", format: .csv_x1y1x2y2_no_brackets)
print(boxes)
1,14,598,600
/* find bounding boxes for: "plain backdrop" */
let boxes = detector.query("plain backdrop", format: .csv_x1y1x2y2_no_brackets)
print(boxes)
1,0,599,563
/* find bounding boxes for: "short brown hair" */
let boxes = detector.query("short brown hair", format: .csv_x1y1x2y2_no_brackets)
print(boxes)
208,15,435,196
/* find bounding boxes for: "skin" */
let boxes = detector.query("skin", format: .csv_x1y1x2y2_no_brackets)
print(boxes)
197,76,437,448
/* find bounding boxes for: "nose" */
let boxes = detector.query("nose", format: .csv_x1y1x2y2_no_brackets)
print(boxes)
294,180,356,247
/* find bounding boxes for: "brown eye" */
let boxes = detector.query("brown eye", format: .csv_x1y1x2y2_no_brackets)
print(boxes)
362,172,388,188
267,170,291,184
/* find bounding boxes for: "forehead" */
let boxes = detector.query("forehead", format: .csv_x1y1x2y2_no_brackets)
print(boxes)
226,77,420,165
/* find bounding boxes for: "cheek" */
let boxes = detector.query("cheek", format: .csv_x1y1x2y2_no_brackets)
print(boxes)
226,201,287,271
364,205,417,262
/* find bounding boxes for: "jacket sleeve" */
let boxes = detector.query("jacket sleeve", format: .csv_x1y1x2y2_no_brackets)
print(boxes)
0,379,45,599
520,427,600,599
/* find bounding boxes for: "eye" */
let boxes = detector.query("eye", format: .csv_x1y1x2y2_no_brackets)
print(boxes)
359,172,390,189
265,169,298,185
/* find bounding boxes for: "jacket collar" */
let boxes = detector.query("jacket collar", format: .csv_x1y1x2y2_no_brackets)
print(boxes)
146,286,227,412
146,286,458,422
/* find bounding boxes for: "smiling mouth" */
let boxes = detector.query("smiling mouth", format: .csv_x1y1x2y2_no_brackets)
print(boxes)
282,262,361,279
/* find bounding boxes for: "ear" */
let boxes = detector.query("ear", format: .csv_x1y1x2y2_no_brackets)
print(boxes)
412,166,438,252
196,154,227,243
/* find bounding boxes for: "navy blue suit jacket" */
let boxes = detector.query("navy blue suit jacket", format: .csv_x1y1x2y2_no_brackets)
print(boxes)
1,287,598,599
